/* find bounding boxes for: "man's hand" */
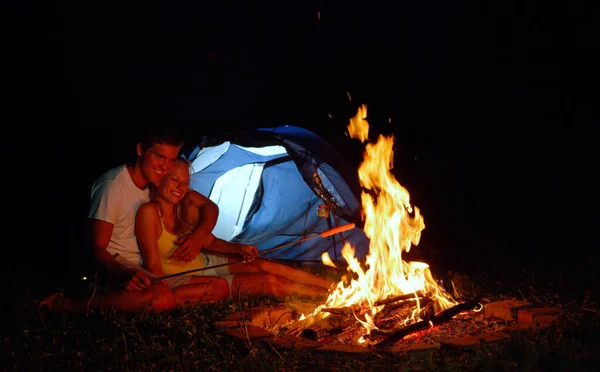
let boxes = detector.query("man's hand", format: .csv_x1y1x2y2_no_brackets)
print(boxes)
123,268,153,291
235,243,259,262
172,233,213,262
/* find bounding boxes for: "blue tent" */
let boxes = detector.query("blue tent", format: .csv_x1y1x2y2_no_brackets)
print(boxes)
182,125,370,263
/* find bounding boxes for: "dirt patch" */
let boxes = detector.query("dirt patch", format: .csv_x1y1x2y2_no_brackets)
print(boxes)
215,299,561,355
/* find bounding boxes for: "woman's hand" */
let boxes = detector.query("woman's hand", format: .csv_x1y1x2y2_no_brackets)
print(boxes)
236,243,259,262
172,232,214,262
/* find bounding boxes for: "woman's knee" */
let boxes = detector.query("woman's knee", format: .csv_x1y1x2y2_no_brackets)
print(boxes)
194,276,230,295
213,277,230,300
147,282,175,312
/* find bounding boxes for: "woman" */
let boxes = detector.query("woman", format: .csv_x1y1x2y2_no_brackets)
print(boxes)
135,157,335,307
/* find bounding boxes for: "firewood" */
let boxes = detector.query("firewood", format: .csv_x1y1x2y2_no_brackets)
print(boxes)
322,293,425,316
290,314,357,341
374,297,483,350
381,297,431,315
373,298,433,330
321,304,367,315
284,315,318,337
373,292,425,306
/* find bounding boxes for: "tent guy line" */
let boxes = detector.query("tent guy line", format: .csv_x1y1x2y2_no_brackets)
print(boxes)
151,223,356,281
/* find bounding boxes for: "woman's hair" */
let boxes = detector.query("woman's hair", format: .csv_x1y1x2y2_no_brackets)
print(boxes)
171,156,195,179
171,156,192,169
175,157,196,186
171,157,199,236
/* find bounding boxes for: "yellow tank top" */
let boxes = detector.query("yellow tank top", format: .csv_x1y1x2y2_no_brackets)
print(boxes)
158,217,205,276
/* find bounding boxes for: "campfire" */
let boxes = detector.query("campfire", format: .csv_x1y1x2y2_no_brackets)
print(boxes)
269,105,480,349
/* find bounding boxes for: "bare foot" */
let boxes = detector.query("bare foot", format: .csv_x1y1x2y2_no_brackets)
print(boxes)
40,291,68,311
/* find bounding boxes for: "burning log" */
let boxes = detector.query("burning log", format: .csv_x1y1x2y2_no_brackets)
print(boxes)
301,314,358,341
285,314,358,341
373,292,425,306
322,292,426,317
377,297,431,317
373,297,482,350
321,305,365,316
373,297,434,330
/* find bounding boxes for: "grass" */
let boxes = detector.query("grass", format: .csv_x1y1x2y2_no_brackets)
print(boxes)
2,256,599,371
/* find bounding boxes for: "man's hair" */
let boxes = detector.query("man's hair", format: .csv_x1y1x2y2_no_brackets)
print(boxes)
139,128,185,152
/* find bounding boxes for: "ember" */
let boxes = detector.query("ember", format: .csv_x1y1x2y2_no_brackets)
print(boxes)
275,104,465,346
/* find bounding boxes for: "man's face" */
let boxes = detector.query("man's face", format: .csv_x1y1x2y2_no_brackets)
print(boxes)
138,143,181,186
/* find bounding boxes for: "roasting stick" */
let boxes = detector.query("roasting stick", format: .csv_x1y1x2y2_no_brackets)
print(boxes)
152,222,356,281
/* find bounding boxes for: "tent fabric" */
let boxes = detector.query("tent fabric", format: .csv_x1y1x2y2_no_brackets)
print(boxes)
182,125,370,262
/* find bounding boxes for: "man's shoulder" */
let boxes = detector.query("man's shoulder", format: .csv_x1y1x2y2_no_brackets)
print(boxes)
92,164,128,186
89,165,131,200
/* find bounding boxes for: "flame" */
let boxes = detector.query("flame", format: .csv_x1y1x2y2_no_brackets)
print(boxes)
346,103,369,142
321,252,336,267
311,104,457,335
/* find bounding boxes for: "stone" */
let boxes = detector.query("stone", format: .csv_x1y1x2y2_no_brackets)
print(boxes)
506,321,553,332
440,331,511,349
387,341,441,357
220,305,293,328
483,300,531,321
315,343,372,354
271,334,319,350
282,301,319,318
517,307,562,325
213,320,248,329
220,324,275,345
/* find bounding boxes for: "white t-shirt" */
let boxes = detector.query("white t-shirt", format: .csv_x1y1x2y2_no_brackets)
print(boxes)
88,164,150,265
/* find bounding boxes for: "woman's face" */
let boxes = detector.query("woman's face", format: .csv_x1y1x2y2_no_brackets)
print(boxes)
157,161,190,204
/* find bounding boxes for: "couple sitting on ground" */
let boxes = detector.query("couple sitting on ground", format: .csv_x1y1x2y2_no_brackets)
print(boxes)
41,129,334,313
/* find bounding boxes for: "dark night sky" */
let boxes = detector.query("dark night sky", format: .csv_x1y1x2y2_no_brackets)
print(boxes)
6,2,596,295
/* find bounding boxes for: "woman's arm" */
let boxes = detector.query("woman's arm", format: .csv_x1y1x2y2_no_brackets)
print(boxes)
204,238,259,262
135,202,165,277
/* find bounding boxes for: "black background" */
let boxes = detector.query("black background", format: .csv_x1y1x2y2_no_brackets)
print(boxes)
5,1,596,296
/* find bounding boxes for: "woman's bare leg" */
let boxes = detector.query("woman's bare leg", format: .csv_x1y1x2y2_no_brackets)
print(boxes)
231,273,328,298
172,276,230,307
228,258,334,289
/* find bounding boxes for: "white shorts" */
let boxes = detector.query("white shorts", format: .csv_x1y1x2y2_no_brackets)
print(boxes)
195,252,235,290
116,252,235,291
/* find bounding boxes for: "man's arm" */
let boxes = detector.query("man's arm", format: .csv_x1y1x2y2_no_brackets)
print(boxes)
172,190,219,262
188,189,219,240
90,218,152,291
90,219,122,273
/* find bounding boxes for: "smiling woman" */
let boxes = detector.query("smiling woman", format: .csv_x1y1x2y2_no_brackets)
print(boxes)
39,129,187,313
135,157,336,308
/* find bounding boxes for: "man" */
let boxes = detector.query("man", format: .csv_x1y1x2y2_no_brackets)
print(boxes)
42,128,219,312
